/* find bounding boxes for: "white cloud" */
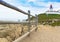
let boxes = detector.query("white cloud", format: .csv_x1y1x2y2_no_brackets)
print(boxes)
0,0,60,21
27,0,45,2
0,5,27,21
27,0,36,2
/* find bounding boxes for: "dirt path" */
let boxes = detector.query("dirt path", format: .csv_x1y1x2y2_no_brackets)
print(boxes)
21,25,60,42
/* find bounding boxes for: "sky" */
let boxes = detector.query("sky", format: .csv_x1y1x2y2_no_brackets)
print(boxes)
0,0,60,21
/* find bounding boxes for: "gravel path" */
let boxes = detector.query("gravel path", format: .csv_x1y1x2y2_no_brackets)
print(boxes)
21,25,60,42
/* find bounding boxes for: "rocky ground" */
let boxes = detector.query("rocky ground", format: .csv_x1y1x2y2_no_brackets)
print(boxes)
0,24,60,42
0,24,24,42
0,24,35,42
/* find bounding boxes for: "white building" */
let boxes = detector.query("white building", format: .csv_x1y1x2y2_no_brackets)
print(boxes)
46,4,60,14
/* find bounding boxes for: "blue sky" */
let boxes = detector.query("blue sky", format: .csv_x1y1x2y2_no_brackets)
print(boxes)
0,0,60,21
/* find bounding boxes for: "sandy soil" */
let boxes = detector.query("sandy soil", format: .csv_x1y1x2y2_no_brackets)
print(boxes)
21,25,60,42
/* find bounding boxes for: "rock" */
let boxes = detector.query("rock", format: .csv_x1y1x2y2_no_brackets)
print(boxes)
6,36,13,42
0,30,8,38
0,38,10,42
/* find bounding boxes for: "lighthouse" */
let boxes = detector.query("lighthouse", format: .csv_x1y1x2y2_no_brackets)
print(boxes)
50,4,53,11
46,4,60,14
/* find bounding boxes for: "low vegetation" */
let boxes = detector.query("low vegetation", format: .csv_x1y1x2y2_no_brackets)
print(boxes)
50,21,60,26
31,13,60,26
39,13,60,26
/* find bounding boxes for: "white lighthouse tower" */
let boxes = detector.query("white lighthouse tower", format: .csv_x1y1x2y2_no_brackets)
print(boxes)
50,4,53,11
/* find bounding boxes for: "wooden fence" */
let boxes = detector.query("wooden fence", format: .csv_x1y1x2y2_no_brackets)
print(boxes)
0,0,38,42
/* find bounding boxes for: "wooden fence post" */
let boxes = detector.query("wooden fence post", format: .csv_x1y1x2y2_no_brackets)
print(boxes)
28,10,30,36
35,14,38,31
21,23,24,35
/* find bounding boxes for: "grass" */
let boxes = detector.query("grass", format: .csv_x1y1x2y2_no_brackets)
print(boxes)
38,13,60,22
31,13,60,26
50,21,60,26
